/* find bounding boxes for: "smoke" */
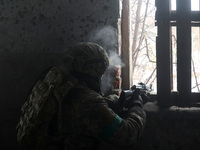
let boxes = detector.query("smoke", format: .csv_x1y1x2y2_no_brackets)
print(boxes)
88,25,124,67
109,51,125,67
88,25,117,51
88,25,125,95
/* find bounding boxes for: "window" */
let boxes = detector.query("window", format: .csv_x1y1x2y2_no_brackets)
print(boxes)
121,0,200,107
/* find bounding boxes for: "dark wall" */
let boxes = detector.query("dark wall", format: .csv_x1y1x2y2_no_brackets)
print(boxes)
0,0,119,149
1,0,200,150
137,103,200,150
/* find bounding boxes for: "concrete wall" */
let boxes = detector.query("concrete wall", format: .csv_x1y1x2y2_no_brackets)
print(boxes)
0,0,119,149
1,0,200,150
137,103,200,150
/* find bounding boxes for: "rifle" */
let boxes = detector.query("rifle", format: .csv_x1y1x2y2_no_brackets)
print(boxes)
119,82,153,110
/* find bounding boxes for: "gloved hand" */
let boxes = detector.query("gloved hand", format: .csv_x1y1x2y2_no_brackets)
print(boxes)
119,94,144,118
140,92,150,104
130,95,143,108
120,93,143,112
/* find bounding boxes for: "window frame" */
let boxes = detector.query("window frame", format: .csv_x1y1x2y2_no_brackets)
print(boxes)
121,0,200,107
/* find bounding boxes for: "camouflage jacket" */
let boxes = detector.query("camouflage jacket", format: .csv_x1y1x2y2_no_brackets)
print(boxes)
53,82,146,150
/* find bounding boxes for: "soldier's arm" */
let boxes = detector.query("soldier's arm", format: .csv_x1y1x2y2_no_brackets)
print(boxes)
81,91,146,148
106,106,146,147
104,94,121,114
99,104,146,147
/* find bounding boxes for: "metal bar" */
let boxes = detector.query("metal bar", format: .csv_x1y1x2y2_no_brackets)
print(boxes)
156,0,172,107
176,0,191,106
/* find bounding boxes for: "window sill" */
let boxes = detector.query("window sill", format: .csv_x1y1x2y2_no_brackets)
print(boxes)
143,102,200,119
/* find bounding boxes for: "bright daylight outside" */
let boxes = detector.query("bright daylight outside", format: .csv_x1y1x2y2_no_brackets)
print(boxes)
131,0,200,93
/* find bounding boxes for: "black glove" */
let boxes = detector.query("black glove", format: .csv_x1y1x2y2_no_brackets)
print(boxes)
119,89,143,112
130,95,143,108
140,92,150,104
119,94,143,118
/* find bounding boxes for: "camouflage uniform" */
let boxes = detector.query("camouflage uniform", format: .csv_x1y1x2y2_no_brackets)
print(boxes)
50,42,146,149
61,83,146,150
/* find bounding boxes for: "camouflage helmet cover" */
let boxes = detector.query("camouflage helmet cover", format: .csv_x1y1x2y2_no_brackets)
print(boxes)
66,42,109,77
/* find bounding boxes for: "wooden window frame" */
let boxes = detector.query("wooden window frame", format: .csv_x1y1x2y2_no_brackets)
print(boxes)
121,0,200,107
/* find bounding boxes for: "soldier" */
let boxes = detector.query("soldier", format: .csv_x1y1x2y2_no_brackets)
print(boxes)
49,42,146,150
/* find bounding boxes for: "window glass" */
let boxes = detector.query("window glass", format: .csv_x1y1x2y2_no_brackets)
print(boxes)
171,0,176,10
172,26,177,91
171,0,200,11
130,0,157,92
192,27,200,92
191,0,199,11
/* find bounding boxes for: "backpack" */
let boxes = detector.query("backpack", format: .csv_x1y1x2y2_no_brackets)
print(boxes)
16,66,78,150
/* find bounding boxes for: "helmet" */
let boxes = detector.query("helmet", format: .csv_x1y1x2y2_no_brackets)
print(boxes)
66,42,109,77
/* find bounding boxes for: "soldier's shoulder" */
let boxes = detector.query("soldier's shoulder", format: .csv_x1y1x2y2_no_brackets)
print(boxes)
67,83,102,100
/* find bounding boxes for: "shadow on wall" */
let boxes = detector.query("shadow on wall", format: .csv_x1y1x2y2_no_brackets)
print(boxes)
0,52,68,150
0,0,119,149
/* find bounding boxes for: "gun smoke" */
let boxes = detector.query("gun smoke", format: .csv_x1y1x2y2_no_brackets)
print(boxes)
88,25,124,67
88,25,124,95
